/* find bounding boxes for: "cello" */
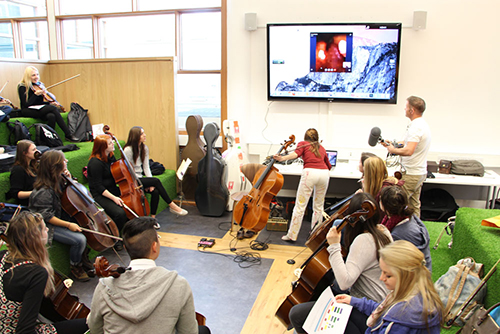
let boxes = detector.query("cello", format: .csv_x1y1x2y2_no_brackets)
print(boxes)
92,256,207,326
233,135,295,232
195,122,229,217
61,173,121,252
103,125,150,219
275,199,377,328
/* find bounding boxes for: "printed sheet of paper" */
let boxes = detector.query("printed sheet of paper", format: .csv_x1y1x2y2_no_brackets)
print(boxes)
176,158,192,181
92,123,105,139
28,105,44,110
303,287,352,334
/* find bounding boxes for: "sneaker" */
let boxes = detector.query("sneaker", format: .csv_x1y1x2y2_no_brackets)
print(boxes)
65,135,80,142
169,207,188,216
70,264,90,282
282,235,296,242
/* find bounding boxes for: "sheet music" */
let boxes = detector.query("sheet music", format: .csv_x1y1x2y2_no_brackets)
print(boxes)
177,158,192,181
303,287,352,334
28,105,44,110
92,123,105,139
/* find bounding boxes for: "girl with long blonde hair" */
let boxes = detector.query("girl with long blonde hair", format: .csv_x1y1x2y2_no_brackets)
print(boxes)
362,156,403,201
336,240,443,334
17,66,78,141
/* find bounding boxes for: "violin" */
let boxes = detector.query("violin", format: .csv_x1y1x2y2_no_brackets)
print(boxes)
92,256,206,326
0,216,90,321
31,82,66,112
233,135,295,232
61,173,121,252
103,125,150,219
275,200,377,329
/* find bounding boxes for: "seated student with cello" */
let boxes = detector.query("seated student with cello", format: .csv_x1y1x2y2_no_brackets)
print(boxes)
336,240,442,334
88,217,210,334
0,211,89,334
289,193,393,334
18,66,79,142
29,150,91,282
87,134,129,250
7,139,38,206
124,126,187,217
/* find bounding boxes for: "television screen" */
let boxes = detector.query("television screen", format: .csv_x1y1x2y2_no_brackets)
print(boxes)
267,23,402,104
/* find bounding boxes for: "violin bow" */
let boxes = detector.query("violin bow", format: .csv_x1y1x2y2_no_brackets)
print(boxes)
0,81,8,96
44,74,81,90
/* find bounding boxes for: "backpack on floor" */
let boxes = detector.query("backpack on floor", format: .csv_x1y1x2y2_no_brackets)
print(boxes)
6,120,31,145
68,102,92,142
32,123,64,147
420,188,459,222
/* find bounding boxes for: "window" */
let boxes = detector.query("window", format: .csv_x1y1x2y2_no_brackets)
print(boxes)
58,0,131,15
61,19,93,59
180,12,221,70
20,21,49,60
99,15,175,58
0,22,14,57
138,0,220,11
0,0,46,18
177,73,221,128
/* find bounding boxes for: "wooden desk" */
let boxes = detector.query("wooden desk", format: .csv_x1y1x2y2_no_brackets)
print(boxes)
275,163,500,209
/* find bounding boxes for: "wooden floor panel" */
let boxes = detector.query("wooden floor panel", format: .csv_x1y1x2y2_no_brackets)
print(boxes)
157,229,312,333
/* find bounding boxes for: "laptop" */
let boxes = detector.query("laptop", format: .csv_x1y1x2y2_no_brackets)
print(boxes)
326,150,337,167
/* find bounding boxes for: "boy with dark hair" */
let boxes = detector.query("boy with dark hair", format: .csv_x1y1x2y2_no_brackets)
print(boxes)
88,217,210,334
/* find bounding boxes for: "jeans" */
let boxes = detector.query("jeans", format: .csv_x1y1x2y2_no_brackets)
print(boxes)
52,225,87,265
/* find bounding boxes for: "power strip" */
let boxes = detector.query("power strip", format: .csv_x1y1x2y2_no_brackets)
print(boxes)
198,238,215,248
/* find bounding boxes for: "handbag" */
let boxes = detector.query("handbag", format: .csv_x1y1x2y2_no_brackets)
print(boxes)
451,160,485,177
439,159,452,174
457,302,500,334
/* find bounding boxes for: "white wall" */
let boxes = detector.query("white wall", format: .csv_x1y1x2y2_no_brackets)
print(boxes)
226,0,500,166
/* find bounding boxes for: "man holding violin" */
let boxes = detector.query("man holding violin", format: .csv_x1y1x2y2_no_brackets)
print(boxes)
88,217,211,334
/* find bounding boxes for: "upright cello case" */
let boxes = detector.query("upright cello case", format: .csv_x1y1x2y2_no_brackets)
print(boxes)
221,119,251,211
180,115,206,200
195,122,229,216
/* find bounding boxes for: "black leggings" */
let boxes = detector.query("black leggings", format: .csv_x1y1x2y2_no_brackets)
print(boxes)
94,194,129,232
53,318,88,334
21,105,71,137
141,177,172,215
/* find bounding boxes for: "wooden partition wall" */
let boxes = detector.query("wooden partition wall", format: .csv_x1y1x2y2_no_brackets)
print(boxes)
0,58,179,171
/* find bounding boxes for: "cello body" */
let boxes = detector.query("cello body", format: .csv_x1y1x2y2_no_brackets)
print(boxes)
61,174,120,252
104,126,150,219
195,122,229,217
233,135,295,232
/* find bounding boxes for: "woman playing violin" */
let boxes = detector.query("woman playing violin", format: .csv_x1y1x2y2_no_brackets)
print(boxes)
124,126,187,217
18,66,79,142
29,150,91,282
288,193,393,334
7,140,38,206
87,134,129,250
0,211,89,334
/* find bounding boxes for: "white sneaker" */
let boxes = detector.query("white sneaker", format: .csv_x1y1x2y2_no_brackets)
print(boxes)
282,235,296,242
169,207,188,216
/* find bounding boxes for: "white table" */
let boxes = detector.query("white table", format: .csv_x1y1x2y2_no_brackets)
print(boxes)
275,162,500,209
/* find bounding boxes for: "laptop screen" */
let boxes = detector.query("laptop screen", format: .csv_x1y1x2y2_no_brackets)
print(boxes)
326,150,337,167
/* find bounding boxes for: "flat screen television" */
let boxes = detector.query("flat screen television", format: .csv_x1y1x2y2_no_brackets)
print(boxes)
267,23,402,104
